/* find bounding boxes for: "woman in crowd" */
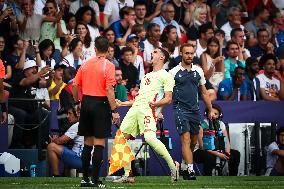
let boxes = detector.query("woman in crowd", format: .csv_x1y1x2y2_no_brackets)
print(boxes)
187,7,209,40
160,25,180,58
38,39,56,69
62,38,83,69
200,37,224,90
63,13,77,35
39,0,67,63
74,22,95,61
75,6,100,42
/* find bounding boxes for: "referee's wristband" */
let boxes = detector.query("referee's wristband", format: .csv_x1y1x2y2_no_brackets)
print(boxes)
74,100,80,105
111,108,118,113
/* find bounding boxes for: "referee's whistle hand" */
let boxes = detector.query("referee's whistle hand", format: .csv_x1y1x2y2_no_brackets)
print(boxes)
112,112,120,125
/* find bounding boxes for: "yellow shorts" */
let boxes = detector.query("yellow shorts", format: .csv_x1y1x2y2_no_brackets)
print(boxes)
120,106,157,138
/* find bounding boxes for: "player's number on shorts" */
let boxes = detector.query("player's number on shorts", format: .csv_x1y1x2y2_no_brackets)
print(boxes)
144,116,151,124
145,78,151,85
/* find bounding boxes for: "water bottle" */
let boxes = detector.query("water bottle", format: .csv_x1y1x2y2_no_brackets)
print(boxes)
164,129,169,138
156,129,161,139
30,164,37,177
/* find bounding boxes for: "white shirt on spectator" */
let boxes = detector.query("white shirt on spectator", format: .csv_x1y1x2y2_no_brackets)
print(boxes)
133,54,145,81
143,39,161,63
64,122,84,154
221,22,245,42
257,73,280,97
87,24,101,42
82,41,96,62
69,0,100,17
34,0,46,15
39,59,56,69
151,16,181,38
265,141,279,175
196,39,206,58
63,53,83,68
273,0,284,15
103,0,134,26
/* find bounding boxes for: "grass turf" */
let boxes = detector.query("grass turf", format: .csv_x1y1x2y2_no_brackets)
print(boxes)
0,176,283,189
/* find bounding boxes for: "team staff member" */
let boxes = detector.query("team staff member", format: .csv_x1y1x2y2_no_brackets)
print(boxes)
72,36,120,188
169,43,213,180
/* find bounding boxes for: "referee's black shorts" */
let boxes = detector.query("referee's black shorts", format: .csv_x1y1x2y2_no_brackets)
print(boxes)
78,95,112,138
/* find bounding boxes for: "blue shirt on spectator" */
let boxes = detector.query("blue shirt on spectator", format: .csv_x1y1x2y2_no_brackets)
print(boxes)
217,78,249,101
110,20,127,40
249,45,267,59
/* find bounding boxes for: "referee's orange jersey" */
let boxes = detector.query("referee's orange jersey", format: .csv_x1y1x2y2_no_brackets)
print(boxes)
73,56,116,96
0,59,5,79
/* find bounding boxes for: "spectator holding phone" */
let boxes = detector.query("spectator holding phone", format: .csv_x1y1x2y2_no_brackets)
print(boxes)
0,0,17,39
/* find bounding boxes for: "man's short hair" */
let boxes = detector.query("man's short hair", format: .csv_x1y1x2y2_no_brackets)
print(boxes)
254,5,267,17
245,57,258,70
256,28,269,38
119,6,135,19
134,0,146,8
95,36,109,53
157,47,169,64
121,46,134,55
199,22,214,35
258,53,278,69
230,28,243,38
226,40,239,51
180,43,196,53
227,6,241,17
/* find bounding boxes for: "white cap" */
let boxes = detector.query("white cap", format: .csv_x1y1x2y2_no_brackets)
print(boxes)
23,60,37,70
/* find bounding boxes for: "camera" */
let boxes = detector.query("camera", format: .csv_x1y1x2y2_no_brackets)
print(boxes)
42,7,49,15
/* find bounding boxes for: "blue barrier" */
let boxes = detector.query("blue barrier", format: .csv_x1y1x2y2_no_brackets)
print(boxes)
1,101,284,176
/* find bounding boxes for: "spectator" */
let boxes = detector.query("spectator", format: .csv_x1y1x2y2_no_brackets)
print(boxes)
160,25,179,58
0,0,17,39
110,6,136,46
104,27,121,61
218,66,249,101
119,46,139,91
47,106,83,177
0,36,11,86
200,37,224,89
114,67,128,102
211,0,241,29
103,0,134,29
134,0,150,29
188,0,212,23
244,57,261,101
196,22,214,58
69,0,101,27
270,8,284,47
167,0,191,26
8,59,51,148
187,7,209,40
38,39,56,69
106,43,119,67
249,28,275,59
244,5,269,44
5,36,34,85
224,41,245,79
74,22,95,61
40,0,67,64
143,23,161,73
18,0,45,43
265,126,284,176
126,34,145,81
75,6,101,42
62,38,83,69
221,6,244,42
276,44,284,81
63,13,76,35
151,3,182,39
194,104,240,176
257,53,284,101
131,24,147,51
230,28,250,60
48,63,67,100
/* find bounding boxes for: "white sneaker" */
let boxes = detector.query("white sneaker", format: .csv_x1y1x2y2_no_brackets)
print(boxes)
170,161,180,183
112,176,135,183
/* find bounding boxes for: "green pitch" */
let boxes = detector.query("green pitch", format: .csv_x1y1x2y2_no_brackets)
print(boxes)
0,176,283,189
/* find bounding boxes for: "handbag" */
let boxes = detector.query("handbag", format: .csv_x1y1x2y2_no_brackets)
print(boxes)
156,120,173,151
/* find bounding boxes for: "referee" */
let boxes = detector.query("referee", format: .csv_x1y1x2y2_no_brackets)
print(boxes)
72,36,120,188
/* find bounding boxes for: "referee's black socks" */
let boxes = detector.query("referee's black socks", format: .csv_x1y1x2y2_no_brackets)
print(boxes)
92,145,104,183
82,144,93,182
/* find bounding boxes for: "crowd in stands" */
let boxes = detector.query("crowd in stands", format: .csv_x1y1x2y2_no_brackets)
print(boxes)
1,0,284,175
